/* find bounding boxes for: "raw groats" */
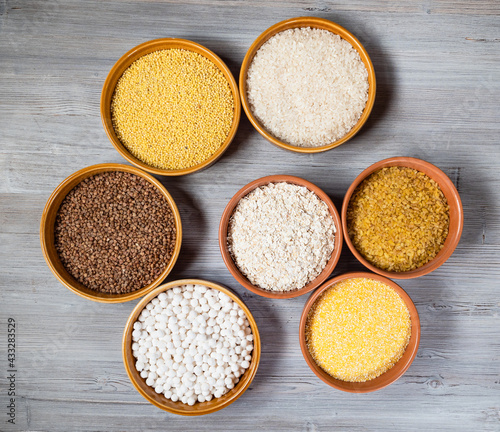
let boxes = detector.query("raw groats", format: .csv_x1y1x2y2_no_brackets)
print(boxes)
227,182,335,292
347,166,450,272
111,49,234,170
306,277,411,382
54,171,176,294
247,27,369,147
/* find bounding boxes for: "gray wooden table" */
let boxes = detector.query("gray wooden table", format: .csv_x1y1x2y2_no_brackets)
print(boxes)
1,1,499,431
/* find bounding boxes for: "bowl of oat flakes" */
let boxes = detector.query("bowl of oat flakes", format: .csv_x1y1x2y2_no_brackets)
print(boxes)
219,175,343,299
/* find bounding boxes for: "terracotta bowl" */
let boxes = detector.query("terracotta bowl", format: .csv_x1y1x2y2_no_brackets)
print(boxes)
122,279,261,415
342,157,464,279
40,163,182,303
299,272,420,393
101,38,241,176
219,175,343,299
239,17,376,153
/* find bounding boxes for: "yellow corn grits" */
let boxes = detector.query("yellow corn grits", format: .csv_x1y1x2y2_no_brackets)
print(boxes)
111,49,234,170
306,278,411,382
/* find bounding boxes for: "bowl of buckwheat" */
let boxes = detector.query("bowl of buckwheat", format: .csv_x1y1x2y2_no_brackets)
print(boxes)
219,175,343,299
40,163,182,302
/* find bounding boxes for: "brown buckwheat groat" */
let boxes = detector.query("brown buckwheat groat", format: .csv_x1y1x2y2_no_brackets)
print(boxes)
54,171,176,294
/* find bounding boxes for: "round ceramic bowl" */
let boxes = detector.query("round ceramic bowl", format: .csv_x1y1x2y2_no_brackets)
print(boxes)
239,17,376,154
40,163,182,303
101,38,241,176
299,272,420,393
219,175,343,299
123,279,261,416
342,157,463,279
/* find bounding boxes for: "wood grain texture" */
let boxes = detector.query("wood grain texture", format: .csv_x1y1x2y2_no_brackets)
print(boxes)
1,1,499,431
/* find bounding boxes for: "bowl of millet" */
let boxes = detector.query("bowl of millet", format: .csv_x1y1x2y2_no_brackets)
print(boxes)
40,163,182,303
240,17,376,153
342,157,464,279
122,279,261,415
101,38,241,176
219,175,343,299
300,272,420,393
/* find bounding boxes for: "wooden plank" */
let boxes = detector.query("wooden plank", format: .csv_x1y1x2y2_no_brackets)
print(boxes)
1,1,499,431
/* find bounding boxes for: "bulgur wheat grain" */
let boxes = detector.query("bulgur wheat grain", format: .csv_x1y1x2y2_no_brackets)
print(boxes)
347,167,450,272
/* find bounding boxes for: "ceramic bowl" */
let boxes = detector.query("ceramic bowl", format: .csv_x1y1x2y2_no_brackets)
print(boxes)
299,272,420,393
101,38,241,176
239,17,376,153
342,157,463,279
40,163,182,303
122,279,261,415
219,175,343,299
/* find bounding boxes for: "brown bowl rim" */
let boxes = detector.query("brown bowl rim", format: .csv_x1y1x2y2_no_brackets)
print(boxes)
299,271,421,393
341,156,464,279
122,278,261,415
100,38,241,176
40,163,183,303
239,16,376,154
218,175,343,299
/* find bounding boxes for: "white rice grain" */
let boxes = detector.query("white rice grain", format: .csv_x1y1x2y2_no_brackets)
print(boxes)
246,27,369,147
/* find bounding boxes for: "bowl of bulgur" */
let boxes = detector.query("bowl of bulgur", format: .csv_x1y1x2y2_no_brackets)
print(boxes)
299,272,420,392
101,38,241,176
40,163,182,303
219,175,343,299
239,17,376,153
342,157,464,279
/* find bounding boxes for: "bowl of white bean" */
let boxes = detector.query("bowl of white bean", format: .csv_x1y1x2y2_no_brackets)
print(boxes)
122,279,261,415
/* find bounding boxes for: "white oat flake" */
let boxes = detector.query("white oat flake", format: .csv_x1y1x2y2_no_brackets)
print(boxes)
227,182,336,292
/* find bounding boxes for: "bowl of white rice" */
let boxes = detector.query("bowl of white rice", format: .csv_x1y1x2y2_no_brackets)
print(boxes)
240,17,376,153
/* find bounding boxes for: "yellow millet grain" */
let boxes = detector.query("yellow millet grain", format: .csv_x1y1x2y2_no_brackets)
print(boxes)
111,49,234,170
306,278,411,382
347,166,450,272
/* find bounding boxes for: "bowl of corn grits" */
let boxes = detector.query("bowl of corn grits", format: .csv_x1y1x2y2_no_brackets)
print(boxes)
101,39,241,176
342,157,463,279
299,272,420,392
